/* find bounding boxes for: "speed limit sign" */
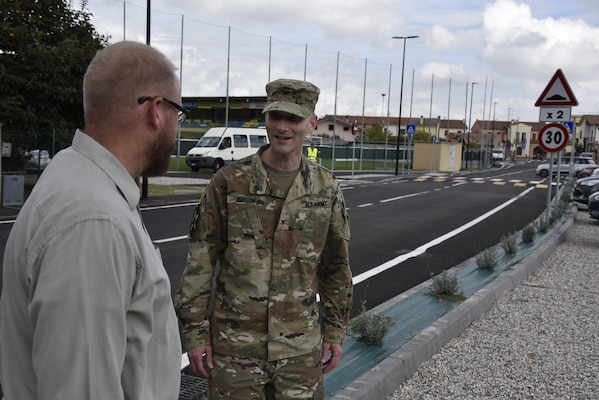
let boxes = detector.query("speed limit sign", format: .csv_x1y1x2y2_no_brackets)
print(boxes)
538,123,569,153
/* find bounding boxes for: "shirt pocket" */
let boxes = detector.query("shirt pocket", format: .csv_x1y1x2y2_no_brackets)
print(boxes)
295,206,331,262
226,199,268,260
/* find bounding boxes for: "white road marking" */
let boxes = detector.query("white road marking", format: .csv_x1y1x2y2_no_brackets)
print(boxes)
352,186,536,285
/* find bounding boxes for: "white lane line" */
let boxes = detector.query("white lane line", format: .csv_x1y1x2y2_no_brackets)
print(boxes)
358,203,373,208
153,235,188,244
352,186,536,285
380,191,428,203
141,202,198,211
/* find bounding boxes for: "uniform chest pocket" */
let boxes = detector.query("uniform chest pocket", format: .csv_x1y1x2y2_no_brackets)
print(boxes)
226,201,269,260
295,207,331,260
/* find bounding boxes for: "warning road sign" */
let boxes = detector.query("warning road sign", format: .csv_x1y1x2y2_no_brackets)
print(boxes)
535,69,578,107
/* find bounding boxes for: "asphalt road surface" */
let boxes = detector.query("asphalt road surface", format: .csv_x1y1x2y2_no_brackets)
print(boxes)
141,162,550,316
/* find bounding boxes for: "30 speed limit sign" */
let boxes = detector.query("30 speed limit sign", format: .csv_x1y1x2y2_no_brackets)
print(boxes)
538,123,569,153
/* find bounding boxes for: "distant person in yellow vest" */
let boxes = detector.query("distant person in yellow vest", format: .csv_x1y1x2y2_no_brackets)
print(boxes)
307,141,319,162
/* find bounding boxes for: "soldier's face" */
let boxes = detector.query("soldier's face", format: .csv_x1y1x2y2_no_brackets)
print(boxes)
265,111,316,158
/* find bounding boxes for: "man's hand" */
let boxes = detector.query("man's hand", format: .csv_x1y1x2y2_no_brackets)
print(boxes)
321,341,343,373
187,346,213,379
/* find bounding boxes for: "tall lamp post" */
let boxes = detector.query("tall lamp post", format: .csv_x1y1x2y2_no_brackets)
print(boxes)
381,93,386,116
466,81,477,168
392,35,418,176
507,107,512,159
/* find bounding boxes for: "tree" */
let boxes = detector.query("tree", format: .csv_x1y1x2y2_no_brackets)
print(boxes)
0,0,107,168
365,124,388,142
413,130,429,142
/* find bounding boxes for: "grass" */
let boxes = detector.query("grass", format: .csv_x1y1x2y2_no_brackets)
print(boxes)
147,184,202,196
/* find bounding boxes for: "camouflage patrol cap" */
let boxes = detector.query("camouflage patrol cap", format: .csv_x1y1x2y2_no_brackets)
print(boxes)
262,79,320,118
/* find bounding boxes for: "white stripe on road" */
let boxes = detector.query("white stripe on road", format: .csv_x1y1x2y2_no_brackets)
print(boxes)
379,191,429,203
352,186,536,285
141,202,198,211
153,235,188,244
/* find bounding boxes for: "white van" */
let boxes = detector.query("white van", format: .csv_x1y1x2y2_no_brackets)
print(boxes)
186,127,269,172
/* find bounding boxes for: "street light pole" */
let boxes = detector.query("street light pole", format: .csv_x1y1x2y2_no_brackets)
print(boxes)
507,107,512,159
392,35,418,176
491,101,497,149
466,81,477,168
381,93,386,117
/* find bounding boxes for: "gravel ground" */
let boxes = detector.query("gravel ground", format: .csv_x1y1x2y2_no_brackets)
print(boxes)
387,210,599,400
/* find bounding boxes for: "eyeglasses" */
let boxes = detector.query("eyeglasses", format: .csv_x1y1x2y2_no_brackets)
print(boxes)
138,96,190,124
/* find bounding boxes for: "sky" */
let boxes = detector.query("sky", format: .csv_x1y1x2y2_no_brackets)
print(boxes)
84,0,599,125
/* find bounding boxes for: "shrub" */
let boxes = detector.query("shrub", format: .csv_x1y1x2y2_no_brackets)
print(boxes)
500,233,518,254
428,270,466,302
521,223,536,243
536,217,550,233
349,301,392,346
430,270,461,296
476,248,498,270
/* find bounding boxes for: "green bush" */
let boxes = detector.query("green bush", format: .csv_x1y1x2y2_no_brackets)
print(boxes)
500,233,517,254
535,217,550,233
428,270,466,302
521,223,536,243
430,270,461,296
349,301,392,346
476,248,498,270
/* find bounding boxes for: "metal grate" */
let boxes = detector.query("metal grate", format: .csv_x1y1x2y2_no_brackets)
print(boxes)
179,372,209,400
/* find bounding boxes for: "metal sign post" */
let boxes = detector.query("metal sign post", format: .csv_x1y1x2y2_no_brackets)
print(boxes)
535,69,578,222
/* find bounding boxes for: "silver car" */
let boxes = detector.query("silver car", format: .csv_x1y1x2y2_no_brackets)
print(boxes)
535,156,596,178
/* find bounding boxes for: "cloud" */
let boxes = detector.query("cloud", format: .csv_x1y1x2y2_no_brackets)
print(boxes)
480,0,599,77
86,0,599,120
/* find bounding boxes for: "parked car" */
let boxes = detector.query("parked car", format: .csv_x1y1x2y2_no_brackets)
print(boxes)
576,165,599,178
535,156,596,178
579,152,594,159
492,148,504,161
572,176,599,205
588,191,599,219
24,149,51,171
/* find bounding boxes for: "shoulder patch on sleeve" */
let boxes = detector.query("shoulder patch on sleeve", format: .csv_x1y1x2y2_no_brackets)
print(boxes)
189,190,206,239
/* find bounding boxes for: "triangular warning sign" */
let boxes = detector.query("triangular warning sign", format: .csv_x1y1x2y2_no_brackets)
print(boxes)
535,69,578,107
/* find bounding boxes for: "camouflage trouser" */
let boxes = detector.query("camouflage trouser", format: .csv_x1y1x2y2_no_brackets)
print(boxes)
209,351,324,399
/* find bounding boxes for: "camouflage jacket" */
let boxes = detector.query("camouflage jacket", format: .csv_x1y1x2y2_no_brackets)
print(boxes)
176,146,352,361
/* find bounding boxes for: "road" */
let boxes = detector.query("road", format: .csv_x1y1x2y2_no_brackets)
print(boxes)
141,162,550,316
0,162,552,317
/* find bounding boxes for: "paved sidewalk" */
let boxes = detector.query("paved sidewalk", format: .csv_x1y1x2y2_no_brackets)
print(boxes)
383,209,598,399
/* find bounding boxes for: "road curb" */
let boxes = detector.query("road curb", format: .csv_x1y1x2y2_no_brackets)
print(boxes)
332,208,575,400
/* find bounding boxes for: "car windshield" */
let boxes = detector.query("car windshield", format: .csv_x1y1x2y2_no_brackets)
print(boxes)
194,136,221,148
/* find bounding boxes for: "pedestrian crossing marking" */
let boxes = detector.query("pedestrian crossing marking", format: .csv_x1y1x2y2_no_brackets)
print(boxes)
413,176,544,187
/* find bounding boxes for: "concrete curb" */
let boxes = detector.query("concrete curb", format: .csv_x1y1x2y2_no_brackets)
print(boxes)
332,209,575,400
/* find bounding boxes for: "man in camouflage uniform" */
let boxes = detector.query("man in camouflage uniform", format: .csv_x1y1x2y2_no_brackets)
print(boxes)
176,78,353,399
